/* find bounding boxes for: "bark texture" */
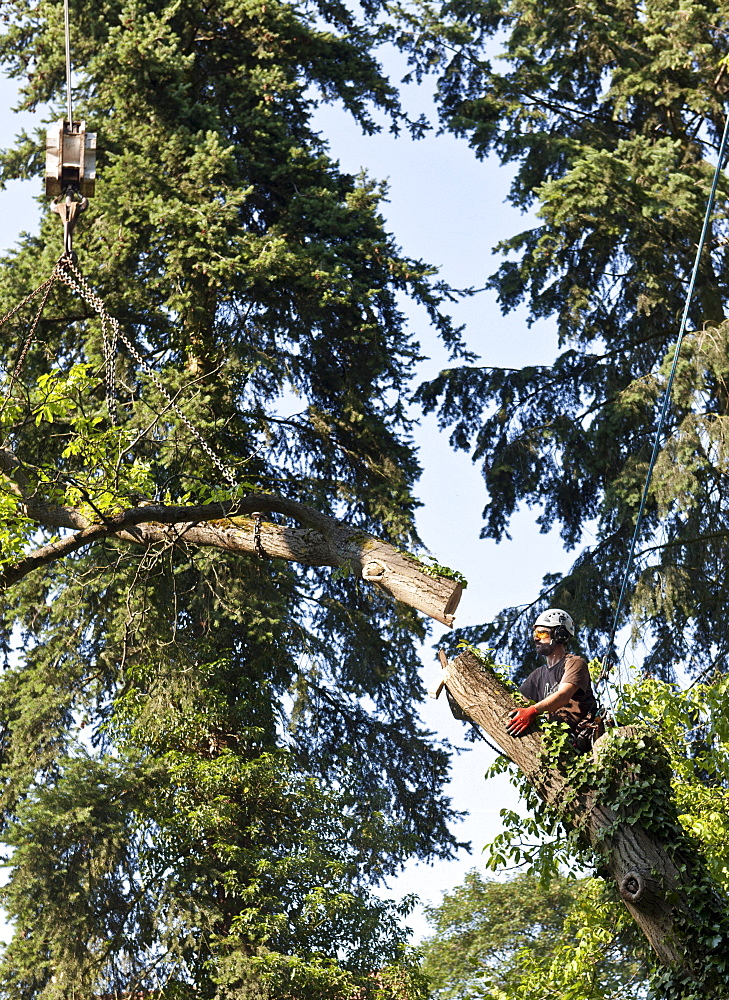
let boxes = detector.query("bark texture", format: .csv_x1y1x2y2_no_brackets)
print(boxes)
0,448,462,625
442,648,729,979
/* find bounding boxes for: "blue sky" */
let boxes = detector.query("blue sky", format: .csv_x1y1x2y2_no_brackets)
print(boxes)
307,52,580,935
0,47,576,942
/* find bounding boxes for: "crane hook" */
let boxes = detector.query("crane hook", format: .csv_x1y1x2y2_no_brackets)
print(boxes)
51,188,88,260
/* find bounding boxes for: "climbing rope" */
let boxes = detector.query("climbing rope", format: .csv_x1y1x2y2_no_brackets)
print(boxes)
600,112,729,688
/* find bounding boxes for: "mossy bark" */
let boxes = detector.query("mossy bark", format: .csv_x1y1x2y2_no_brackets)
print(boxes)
0,450,462,626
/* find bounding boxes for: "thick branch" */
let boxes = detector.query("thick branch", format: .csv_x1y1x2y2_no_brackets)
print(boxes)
0,474,462,625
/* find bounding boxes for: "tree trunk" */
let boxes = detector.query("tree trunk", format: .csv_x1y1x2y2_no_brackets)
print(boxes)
441,648,729,986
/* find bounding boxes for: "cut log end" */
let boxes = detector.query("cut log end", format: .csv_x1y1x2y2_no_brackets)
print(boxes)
444,583,463,617
360,559,463,627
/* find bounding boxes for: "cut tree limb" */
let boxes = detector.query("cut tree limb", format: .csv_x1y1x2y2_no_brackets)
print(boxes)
442,648,729,981
0,448,461,625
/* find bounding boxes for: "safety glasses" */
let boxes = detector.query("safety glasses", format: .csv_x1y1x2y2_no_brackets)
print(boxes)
533,627,552,642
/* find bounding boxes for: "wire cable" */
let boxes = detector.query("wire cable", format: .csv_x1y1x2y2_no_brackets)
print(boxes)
601,113,729,684
64,0,73,123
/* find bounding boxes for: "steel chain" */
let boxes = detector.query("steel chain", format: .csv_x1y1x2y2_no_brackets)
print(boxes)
0,268,60,423
100,313,119,424
54,258,119,424
0,253,237,490
253,511,265,558
0,270,57,333
57,256,237,489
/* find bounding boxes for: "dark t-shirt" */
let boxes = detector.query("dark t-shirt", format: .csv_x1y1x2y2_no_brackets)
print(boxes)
519,655,597,728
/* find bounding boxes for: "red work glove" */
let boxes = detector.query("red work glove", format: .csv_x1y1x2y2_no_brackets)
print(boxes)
507,705,538,736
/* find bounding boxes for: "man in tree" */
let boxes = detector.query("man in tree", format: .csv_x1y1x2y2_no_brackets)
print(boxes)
442,644,729,995
506,609,598,741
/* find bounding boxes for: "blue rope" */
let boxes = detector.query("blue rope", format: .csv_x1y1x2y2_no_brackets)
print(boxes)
602,114,729,680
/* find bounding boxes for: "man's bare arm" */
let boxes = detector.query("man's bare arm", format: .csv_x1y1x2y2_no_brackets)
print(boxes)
506,682,579,735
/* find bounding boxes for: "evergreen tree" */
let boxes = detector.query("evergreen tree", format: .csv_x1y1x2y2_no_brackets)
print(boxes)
390,0,729,676
0,1,463,995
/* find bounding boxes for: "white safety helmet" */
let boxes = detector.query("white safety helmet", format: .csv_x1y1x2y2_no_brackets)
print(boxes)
533,608,575,637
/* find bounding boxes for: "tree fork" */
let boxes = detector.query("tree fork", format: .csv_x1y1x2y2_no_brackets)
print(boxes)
441,648,729,986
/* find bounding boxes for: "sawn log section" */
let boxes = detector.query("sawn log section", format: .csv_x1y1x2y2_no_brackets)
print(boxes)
0,446,462,625
443,648,729,985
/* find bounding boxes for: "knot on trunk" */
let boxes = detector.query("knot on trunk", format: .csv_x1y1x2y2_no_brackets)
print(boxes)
619,869,661,908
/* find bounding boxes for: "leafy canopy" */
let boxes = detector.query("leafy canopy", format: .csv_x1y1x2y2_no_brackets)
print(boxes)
420,870,649,1000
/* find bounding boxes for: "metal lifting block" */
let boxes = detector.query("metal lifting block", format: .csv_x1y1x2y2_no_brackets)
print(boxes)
45,119,96,198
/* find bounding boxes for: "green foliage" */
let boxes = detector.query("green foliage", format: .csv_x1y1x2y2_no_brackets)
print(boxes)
471,675,729,998
0,491,36,567
404,554,468,587
0,0,465,994
387,0,729,678
453,645,522,696
213,951,429,1000
0,737,427,998
615,673,729,895
420,871,649,1000
5,362,159,518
